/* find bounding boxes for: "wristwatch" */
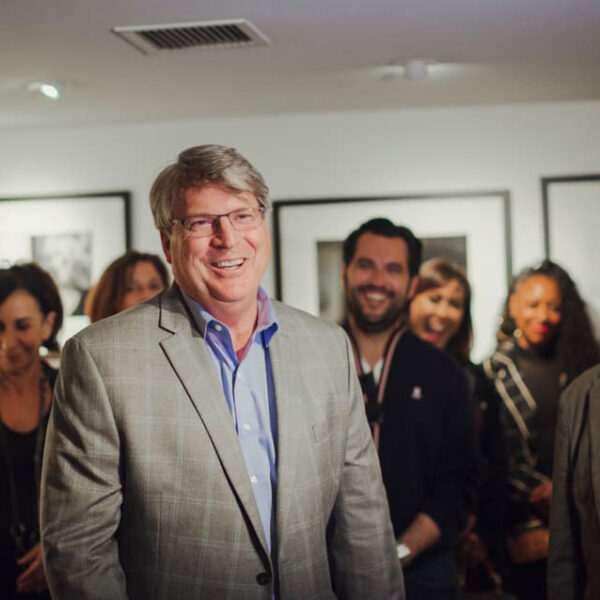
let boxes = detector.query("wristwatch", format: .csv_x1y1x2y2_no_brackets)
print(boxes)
396,542,411,563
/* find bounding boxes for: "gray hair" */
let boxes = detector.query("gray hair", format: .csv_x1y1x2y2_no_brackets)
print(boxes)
149,144,271,230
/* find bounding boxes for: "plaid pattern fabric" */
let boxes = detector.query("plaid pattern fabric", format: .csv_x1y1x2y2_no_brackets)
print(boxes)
40,284,402,600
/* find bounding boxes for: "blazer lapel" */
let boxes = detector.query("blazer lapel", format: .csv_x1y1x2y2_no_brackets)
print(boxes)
157,285,269,556
269,310,303,549
587,373,600,525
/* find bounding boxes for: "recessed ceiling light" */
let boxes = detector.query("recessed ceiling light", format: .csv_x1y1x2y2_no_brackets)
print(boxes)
26,81,63,100
403,59,431,81
376,58,437,82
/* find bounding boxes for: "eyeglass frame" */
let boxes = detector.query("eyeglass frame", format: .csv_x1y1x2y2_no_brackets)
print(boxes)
170,206,266,237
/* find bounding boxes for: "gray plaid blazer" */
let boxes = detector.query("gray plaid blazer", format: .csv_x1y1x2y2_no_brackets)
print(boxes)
40,284,403,600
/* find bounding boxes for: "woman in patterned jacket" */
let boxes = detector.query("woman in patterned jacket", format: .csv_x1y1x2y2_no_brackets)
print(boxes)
484,259,600,600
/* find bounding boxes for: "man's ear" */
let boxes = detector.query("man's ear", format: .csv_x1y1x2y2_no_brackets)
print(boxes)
407,275,419,299
160,231,172,264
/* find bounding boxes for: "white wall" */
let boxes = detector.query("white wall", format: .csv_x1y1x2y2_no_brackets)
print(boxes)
2,101,599,356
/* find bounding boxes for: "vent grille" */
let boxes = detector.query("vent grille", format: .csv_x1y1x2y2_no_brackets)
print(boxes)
112,19,270,55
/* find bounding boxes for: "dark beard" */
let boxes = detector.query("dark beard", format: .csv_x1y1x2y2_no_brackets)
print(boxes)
345,286,406,334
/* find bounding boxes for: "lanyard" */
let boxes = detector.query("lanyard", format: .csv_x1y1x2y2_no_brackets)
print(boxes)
0,373,46,538
345,325,405,449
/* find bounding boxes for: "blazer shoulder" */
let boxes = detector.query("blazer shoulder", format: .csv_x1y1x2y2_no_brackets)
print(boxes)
559,364,600,417
271,299,345,336
72,298,160,348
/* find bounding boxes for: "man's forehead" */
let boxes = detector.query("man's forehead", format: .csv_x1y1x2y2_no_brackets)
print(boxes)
177,184,257,209
354,232,409,263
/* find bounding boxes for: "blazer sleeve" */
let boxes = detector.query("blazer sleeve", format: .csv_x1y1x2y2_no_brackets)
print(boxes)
548,385,586,600
327,332,404,600
40,335,128,599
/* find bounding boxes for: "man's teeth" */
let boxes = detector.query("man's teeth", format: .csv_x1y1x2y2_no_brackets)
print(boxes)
365,292,386,301
215,258,244,268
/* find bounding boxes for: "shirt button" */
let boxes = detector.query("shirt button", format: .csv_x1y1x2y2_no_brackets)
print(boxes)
214,323,222,331
250,475,258,484
242,423,251,431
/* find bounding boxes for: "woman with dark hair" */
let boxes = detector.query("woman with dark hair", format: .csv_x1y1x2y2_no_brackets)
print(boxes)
408,257,472,360
88,250,169,322
484,259,600,600
0,263,63,598
409,257,510,595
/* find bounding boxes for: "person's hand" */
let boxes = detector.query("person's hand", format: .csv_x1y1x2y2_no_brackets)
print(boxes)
529,480,552,503
458,513,477,540
15,542,48,594
529,480,552,520
457,532,487,568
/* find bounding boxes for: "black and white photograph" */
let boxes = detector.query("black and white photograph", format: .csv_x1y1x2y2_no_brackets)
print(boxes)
32,232,93,316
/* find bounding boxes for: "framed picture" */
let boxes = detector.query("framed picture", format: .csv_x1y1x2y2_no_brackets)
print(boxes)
0,191,131,341
273,191,511,361
542,174,600,333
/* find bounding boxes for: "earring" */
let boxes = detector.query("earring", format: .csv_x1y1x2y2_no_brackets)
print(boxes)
513,328,522,339
499,315,516,337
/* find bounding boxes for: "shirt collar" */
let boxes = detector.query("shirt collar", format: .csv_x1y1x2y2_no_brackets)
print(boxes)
181,287,279,346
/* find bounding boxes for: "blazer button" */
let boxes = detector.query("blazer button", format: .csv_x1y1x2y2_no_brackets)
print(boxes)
256,572,271,586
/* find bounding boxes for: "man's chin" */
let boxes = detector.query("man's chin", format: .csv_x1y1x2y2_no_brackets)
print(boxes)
346,294,404,334
352,311,402,334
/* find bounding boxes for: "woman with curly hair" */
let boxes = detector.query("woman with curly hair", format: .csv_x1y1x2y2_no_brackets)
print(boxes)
483,259,600,600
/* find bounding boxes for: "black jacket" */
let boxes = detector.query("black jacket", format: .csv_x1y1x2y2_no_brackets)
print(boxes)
548,365,600,600
377,330,478,563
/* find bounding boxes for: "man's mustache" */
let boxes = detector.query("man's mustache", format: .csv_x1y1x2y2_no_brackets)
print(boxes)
357,285,394,298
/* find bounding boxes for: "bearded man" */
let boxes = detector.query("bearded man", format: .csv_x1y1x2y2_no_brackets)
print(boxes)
342,218,478,600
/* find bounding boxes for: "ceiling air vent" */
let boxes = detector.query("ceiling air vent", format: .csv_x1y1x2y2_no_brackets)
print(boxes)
112,19,270,55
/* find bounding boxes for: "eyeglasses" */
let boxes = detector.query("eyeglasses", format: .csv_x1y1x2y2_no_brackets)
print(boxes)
171,207,265,237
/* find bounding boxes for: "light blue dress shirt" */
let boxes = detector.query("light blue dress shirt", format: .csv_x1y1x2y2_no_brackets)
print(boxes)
182,288,279,554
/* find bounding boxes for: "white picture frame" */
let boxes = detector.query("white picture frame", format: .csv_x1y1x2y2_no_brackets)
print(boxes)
543,174,600,335
0,191,131,342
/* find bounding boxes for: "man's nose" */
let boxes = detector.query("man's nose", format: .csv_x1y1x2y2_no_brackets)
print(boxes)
369,267,387,287
212,215,238,247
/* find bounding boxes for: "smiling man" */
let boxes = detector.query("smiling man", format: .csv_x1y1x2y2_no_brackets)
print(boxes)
39,146,402,600
342,218,478,600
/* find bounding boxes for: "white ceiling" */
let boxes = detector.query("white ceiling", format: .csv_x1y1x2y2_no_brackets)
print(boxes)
2,0,600,129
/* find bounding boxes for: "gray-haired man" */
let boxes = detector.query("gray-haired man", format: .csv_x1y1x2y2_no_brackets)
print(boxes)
40,145,403,599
